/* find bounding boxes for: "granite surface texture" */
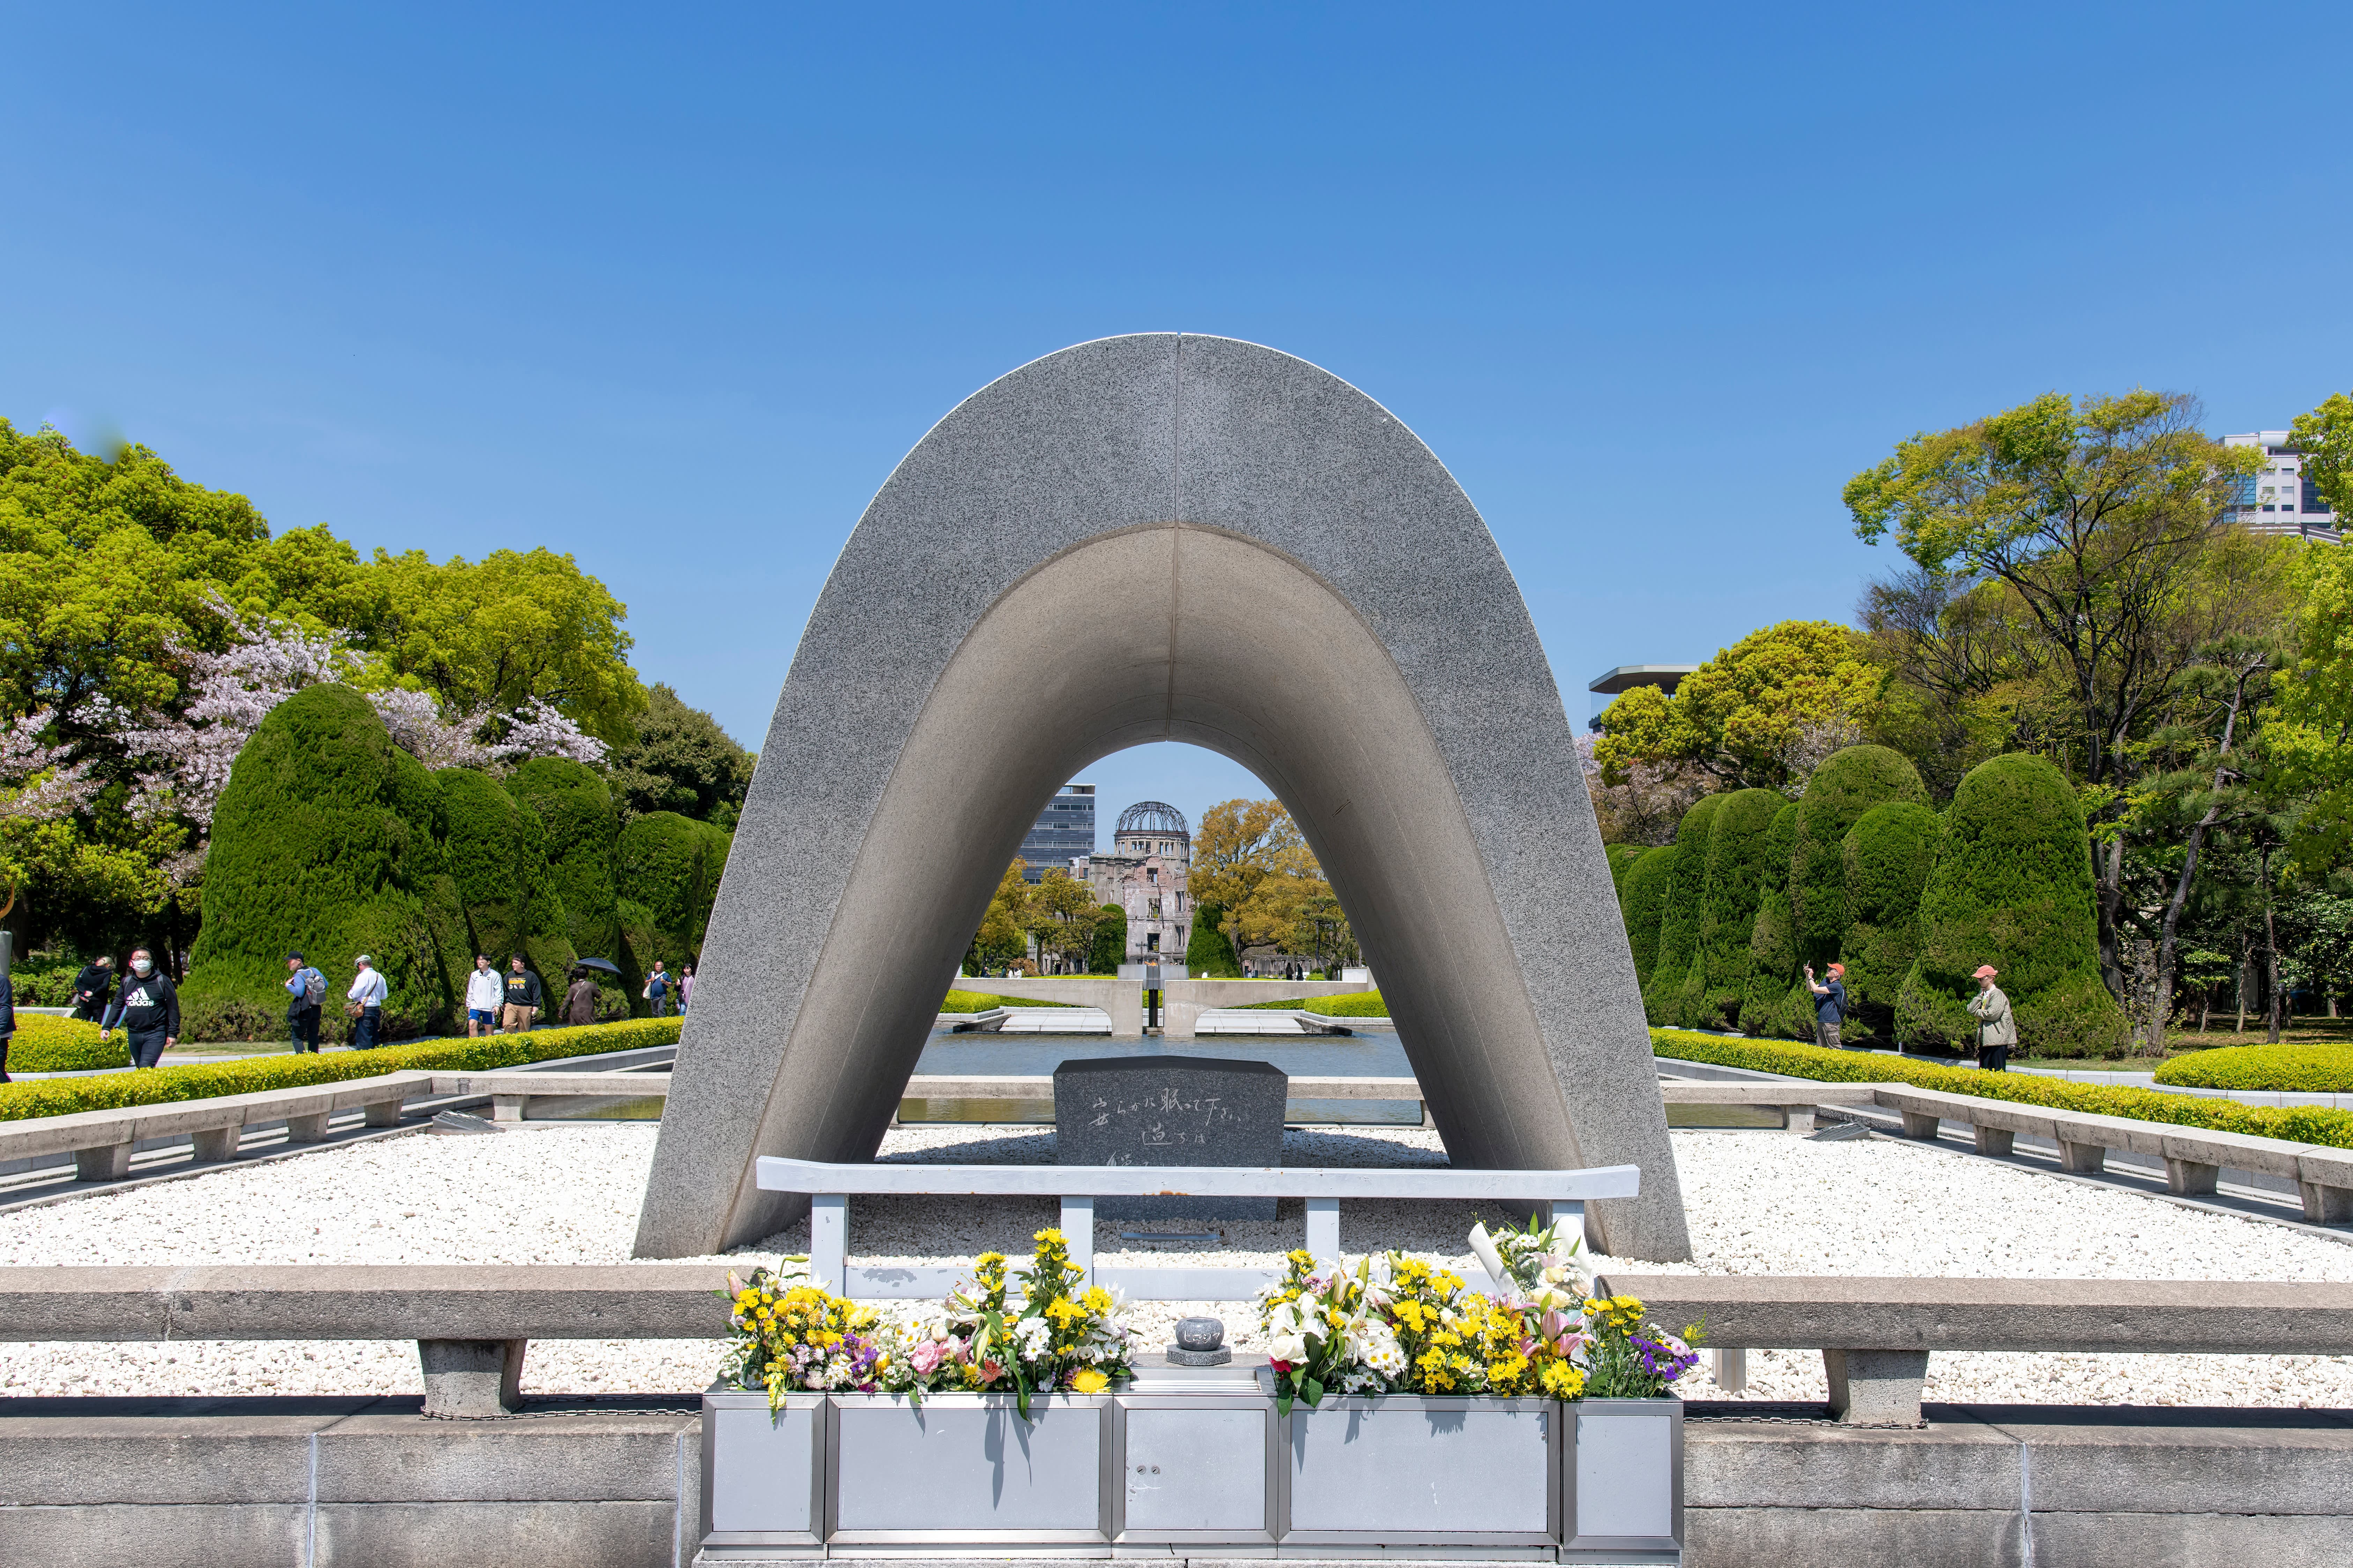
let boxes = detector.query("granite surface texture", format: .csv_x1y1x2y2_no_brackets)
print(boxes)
636,334,1690,1262
1054,1055,1285,1219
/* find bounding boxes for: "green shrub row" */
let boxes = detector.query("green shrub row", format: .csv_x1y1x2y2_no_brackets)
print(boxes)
7,1014,121,1074
0,1017,683,1123
938,989,1073,1012
1228,990,1388,1016
1649,1028,2353,1149
2155,1044,2353,1093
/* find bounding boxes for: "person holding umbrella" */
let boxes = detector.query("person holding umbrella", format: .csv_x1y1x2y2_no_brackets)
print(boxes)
563,966,599,1026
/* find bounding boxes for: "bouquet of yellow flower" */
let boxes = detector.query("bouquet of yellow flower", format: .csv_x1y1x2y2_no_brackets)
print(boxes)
902,1229,1135,1416
719,1264,892,1412
1575,1293,1701,1399
1255,1249,1407,1413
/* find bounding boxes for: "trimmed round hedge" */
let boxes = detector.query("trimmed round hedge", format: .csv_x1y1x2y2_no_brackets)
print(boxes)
1896,753,2128,1057
1681,788,1785,1032
1791,746,1926,969
507,757,623,963
1739,802,1810,1039
616,811,730,976
1642,795,1721,1024
1840,800,1943,1025
1618,846,1674,989
1606,843,1649,897
183,684,454,1039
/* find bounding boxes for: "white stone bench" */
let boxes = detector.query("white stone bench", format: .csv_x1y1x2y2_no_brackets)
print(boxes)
1865,1082,2353,1223
1597,1271,2353,1425
755,1155,1641,1302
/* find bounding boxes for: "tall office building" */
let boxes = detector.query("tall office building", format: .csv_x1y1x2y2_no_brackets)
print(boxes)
1018,783,1096,882
2224,431,2340,542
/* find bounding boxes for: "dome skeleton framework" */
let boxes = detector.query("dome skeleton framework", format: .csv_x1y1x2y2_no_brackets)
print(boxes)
1114,800,1190,843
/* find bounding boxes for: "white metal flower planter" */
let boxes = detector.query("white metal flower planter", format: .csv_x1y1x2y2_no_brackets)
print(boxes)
698,1391,826,1554
1565,1397,1684,1561
825,1391,1114,1547
1279,1392,1561,1554
699,1379,1684,1561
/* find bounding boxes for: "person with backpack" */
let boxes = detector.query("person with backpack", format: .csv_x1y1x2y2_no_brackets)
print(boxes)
100,949,179,1068
501,955,543,1032
70,955,114,1021
1968,964,2016,1072
284,952,326,1053
465,954,504,1037
1803,961,1849,1051
346,955,389,1049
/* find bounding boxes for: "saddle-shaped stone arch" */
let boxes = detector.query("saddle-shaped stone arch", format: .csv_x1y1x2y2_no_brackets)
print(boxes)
634,334,1692,1262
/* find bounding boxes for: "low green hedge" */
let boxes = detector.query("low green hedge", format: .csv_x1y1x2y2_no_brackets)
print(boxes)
1231,990,1388,1016
939,989,1074,1012
0,1017,683,1123
1650,1028,2353,1150
2154,1044,2353,1093
7,1014,123,1073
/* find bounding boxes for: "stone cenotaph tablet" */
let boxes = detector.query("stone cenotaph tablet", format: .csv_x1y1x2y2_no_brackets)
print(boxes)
1053,1055,1286,1220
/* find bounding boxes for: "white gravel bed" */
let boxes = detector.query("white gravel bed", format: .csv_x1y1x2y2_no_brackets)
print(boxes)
1,1124,2347,1407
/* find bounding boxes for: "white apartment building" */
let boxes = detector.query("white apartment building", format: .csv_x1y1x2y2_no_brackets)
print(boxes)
2224,431,2340,542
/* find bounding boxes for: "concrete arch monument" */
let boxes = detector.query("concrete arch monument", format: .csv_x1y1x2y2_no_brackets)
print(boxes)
634,335,1692,1262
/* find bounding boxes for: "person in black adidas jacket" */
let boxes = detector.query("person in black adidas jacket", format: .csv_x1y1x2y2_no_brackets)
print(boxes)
101,949,180,1069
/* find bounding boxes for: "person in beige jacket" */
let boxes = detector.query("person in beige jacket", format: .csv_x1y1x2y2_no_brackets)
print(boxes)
1967,964,2015,1072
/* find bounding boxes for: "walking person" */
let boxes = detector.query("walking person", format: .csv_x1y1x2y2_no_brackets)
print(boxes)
0,962,15,1082
464,955,503,1038
70,955,114,1022
500,955,542,1033
644,960,670,1017
1803,962,1849,1050
1968,964,2016,1072
562,966,598,1026
346,955,388,1050
100,949,179,1069
678,963,694,1013
284,952,326,1053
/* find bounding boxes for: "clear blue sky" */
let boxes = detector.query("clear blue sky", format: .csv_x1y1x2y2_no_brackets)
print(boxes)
7,3,2350,848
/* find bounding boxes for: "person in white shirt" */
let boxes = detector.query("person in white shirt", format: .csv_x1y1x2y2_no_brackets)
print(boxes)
464,955,504,1038
347,955,389,1050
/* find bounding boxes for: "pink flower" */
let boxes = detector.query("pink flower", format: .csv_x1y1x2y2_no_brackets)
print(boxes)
909,1341,945,1375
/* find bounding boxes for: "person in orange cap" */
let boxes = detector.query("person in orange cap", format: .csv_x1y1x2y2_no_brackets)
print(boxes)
1967,964,2014,1071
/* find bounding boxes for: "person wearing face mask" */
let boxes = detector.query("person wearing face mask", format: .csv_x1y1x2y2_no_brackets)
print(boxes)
99,949,180,1069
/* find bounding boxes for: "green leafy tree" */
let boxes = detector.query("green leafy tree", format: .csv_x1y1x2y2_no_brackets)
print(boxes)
1088,903,1127,973
1739,803,1809,1038
1026,868,1102,973
1594,621,1884,794
1839,801,1943,1041
343,546,646,745
966,859,1031,974
606,682,755,827
1681,788,1784,1031
2289,391,2353,516
1848,390,2270,997
1897,753,2128,1056
1190,799,1302,953
1642,794,1720,1024
1185,900,1241,977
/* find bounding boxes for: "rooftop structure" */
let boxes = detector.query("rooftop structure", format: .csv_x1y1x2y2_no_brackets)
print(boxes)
1589,664,1701,697
2224,431,2340,543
